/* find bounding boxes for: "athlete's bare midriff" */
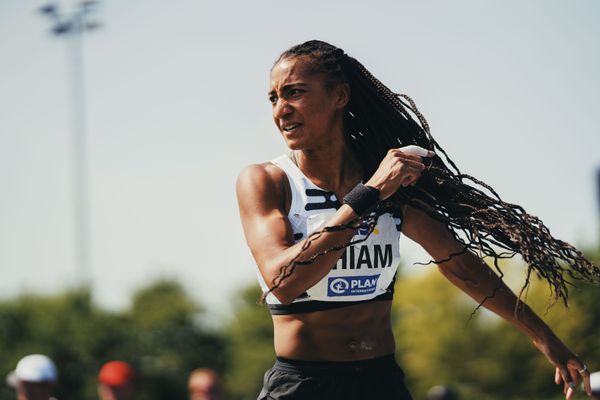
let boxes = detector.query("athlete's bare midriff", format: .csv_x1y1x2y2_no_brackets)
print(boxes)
272,300,395,361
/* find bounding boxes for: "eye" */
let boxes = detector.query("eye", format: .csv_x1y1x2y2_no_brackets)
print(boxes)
289,88,304,97
268,94,278,105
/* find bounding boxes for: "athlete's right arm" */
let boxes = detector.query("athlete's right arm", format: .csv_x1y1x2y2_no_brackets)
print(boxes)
236,163,357,304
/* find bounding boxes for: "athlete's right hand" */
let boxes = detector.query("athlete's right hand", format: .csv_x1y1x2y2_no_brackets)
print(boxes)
366,145,435,200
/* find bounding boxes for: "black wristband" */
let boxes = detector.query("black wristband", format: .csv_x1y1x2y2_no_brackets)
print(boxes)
343,183,380,215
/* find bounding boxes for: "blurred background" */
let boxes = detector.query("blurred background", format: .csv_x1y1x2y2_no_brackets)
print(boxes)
0,0,599,399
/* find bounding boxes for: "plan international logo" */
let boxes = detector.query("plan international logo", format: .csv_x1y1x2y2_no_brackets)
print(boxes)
327,275,380,297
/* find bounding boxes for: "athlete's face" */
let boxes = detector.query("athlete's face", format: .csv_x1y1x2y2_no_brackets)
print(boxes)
269,57,349,150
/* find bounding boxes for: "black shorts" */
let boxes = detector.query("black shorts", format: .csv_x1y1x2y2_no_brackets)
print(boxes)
257,354,413,400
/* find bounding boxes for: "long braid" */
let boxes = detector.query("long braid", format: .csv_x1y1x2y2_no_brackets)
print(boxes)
264,40,599,306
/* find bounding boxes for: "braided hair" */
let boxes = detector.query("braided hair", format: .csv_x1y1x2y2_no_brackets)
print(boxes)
266,40,599,307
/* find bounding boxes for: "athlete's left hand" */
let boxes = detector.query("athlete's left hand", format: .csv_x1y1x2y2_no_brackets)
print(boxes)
532,334,592,399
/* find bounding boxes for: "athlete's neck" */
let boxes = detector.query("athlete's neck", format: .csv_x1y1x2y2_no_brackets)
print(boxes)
293,141,361,194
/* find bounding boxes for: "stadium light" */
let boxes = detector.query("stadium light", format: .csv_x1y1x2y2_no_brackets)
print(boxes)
38,1,102,285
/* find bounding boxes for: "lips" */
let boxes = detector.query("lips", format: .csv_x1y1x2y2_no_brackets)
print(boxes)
282,123,302,132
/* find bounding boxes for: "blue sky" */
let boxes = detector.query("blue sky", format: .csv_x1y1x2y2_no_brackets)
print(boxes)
1,0,598,318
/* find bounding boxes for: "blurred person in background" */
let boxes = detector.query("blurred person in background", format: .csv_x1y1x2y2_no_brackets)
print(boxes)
5,354,58,400
188,368,222,400
97,361,134,400
590,371,600,400
426,385,458,400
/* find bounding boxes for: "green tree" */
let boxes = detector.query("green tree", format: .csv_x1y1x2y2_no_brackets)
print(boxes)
0,279,225,400
392,250,600,400
223,285,275,400
119,279,226,400
0,288,126,399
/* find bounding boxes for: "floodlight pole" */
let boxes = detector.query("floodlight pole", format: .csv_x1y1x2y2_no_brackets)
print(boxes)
597,168,600,249
39,1,101,286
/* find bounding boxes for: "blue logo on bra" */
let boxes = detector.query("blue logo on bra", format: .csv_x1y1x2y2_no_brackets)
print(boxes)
327,275,380,297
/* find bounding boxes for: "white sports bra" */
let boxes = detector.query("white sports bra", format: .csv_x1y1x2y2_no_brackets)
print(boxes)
256,154,403,315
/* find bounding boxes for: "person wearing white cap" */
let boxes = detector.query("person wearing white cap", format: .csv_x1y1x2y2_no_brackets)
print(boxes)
5,354,58,400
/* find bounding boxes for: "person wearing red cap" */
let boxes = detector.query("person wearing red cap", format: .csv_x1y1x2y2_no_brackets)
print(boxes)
97,361,134,400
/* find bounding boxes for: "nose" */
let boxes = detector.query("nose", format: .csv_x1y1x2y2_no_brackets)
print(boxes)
273,98,293,120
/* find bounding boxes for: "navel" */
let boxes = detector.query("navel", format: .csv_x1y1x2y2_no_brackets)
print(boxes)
347,338,375,352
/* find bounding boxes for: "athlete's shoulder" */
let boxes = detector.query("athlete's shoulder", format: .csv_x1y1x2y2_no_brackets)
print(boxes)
237,161,286,189
236,161,288,205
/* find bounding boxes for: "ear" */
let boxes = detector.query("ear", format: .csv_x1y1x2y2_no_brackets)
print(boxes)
334,83,350,109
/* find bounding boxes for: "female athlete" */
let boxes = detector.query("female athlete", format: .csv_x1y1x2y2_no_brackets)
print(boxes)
236,40,596,400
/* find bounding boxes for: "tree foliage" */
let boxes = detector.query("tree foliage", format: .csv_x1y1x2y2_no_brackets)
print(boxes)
223,285,275,400
393,249,600,400
0,280,225,400
0,249,597,400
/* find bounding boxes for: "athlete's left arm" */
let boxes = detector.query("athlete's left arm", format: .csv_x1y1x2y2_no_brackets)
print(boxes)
401,205,592,400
